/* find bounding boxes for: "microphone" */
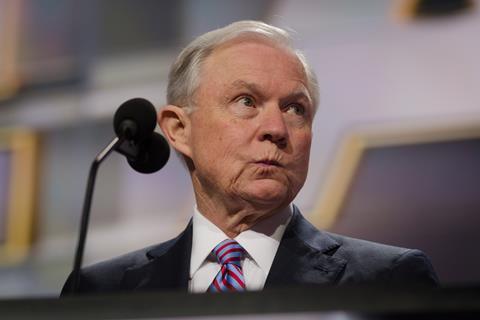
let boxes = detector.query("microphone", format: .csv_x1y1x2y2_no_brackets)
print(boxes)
114,97,157,142
127,132,170,174
113,98,170,174
68,98,170,293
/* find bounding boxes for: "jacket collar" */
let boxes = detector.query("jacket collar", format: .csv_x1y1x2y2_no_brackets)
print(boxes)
265,205,347,287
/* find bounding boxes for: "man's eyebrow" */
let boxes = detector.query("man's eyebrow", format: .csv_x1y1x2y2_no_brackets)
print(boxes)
231,79,257,89
281,91,313,106
229,80,266,99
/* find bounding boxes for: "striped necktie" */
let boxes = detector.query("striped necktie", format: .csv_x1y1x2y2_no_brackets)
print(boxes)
208,239,246,292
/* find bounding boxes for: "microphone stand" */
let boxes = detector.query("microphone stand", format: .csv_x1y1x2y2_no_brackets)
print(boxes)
71,137,125,291
68,98,168,293
71,134,151,291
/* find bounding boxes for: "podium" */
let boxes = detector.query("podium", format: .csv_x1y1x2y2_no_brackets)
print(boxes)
0,286,479,319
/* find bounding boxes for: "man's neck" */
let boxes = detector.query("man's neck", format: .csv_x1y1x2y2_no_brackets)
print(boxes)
194,191,288,238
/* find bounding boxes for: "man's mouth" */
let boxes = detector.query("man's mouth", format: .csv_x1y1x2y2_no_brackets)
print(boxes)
255,159,282,167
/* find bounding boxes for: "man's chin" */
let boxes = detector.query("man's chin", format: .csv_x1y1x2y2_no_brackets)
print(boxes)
240,180,292,206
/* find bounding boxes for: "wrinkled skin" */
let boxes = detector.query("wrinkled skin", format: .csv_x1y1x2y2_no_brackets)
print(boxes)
159,37,314,237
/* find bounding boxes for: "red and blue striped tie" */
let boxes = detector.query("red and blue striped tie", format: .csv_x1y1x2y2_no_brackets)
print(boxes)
208,239,246,292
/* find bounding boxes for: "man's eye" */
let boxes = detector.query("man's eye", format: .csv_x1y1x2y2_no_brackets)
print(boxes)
286,103,305,116
238,96,255,107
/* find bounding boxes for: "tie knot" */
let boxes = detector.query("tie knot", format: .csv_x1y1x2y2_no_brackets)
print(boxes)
212,239,245,266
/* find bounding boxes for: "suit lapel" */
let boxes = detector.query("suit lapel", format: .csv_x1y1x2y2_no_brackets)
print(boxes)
265,206,347,287
121,222,192,292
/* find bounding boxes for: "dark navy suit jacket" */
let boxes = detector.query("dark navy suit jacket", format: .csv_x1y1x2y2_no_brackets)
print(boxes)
61,207,438,295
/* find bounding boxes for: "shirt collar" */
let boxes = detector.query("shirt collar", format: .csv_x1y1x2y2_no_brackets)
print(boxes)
190,206,229,278
190,205,292,278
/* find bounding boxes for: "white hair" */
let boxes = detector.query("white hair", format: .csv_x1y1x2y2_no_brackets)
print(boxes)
167,20,319,113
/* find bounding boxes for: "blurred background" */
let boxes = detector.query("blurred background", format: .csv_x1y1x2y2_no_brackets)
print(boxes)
0,0,479,297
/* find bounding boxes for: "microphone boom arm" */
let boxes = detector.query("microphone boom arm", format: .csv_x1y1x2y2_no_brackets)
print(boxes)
71,136,124,292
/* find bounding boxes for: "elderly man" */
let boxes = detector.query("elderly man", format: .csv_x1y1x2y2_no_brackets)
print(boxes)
62,21,437,294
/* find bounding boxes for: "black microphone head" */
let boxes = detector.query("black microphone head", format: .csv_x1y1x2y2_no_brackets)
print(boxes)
127,132,170,174
114,98,157,142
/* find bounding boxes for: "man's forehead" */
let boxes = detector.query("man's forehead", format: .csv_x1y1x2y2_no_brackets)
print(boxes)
204,41,306,81
197,37,313,106
228,79,312,104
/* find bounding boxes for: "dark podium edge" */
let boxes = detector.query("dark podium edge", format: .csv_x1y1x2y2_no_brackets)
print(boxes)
1,286,479,319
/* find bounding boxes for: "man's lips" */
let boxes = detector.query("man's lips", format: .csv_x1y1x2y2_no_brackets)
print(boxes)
254,159,282,167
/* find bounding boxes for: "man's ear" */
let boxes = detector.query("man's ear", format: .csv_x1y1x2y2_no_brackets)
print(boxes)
157,105,192,158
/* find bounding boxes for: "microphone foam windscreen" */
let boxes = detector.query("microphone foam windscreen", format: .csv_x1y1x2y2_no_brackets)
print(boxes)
128,132,170,174
114,98,157,142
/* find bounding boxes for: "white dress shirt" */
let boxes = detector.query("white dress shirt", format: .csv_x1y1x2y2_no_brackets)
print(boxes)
188,205,292,293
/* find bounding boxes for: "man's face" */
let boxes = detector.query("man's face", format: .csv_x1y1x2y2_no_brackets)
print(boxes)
186,38,313,212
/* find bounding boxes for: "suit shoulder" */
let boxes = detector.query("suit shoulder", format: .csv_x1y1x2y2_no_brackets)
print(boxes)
324,232,438,285
61,238,177,295
325,232,411,259
83,236,179,274
289,207,412,260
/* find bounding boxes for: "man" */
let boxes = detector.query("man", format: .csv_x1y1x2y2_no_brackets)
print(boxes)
62,20,437,295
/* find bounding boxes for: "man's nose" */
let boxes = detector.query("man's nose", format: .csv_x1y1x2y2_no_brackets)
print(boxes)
258,107,288,148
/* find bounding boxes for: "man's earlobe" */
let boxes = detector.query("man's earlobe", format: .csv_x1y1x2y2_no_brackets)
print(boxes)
157,105,192,158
